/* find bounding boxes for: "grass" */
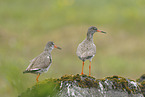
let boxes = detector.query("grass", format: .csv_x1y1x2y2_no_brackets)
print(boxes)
0,0,145,97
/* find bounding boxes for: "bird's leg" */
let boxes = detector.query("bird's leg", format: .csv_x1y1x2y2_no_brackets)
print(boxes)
36,73,40,82
81,61,84,75
89,61,91,76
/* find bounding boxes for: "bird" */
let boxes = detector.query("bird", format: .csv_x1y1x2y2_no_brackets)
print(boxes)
23,41,61,82
76,26,106,76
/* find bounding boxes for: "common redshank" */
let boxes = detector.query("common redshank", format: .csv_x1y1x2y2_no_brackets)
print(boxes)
76,26,106,76
23,41,61,82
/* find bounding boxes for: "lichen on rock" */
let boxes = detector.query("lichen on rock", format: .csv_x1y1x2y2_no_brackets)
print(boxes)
19,74,144,97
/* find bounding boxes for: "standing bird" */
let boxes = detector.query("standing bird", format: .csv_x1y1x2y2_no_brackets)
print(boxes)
23,41,61,82
76,26,106,76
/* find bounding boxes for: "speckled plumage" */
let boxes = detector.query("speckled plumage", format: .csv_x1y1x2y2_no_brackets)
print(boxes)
23,41,61,82
76,38,96,61
76,26,106,76
76,26,97,61
24,51,52,74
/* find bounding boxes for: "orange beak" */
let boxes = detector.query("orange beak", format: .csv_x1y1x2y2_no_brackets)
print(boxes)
97,30,101,32
97,30,106,34
54,45,61,50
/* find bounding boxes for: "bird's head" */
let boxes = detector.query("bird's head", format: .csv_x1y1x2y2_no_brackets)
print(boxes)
45,41,61,51
88,26,106,34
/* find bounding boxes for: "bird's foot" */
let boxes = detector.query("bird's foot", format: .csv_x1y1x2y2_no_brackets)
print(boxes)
81,72,84,75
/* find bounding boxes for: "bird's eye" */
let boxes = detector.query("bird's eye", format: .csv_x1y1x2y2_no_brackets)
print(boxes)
93,28,97,30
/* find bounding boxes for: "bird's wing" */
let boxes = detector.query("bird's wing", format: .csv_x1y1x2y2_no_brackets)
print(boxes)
26,52,52,71
37,55,52,69
26,57,38,70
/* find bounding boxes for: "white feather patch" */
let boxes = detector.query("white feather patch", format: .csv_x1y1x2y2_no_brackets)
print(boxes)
30,68,40,71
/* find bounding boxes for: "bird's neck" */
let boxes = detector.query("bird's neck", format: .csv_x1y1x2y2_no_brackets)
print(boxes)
44,48,52,53
87,32,94,41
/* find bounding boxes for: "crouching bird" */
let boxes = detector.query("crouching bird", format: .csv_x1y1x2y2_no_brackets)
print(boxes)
76,26,106,76
23,41,61,82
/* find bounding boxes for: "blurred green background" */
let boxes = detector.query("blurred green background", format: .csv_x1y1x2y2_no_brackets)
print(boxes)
0,0,145,96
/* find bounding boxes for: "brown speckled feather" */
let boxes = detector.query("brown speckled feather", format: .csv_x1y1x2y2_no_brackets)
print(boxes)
23,41,61,82
23,41,62,74
76,39,96,61
76,26,106,76
25,51,52,74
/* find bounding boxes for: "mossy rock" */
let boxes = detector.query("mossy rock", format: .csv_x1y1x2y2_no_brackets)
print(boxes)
136,74,145,97
20,74,144,97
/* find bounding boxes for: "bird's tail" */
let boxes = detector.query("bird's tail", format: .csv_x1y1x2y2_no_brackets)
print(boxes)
23,70,29,74
23,69,40,74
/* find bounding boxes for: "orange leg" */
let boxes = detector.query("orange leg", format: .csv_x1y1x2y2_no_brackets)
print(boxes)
81,61,84,75
89,61,91,76
36,73,40,82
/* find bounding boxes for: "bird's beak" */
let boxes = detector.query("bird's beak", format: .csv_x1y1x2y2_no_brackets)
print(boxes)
54,45,61,50
97,30,106,34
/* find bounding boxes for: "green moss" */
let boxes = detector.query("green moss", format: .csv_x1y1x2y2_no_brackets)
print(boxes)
126,87,131,94
137,74,145,83
58,74,98,88
141,81,145,86
19,79,60,97
139,81,145,96
20,74,143,97
102,75,140,94
20,73,99,97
